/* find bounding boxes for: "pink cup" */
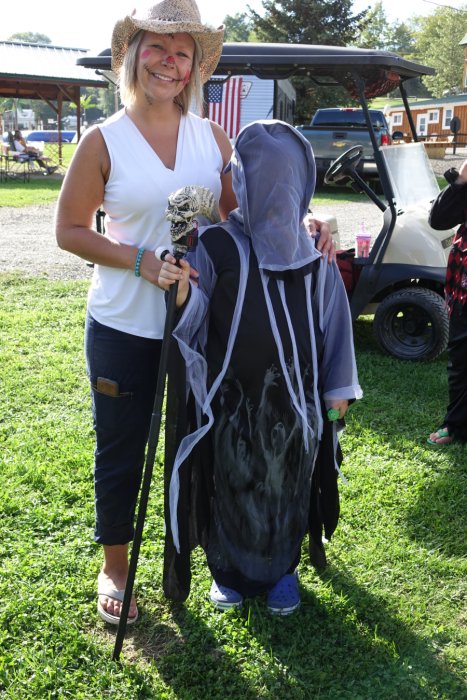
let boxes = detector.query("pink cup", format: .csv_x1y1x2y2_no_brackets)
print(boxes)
355,233,371,258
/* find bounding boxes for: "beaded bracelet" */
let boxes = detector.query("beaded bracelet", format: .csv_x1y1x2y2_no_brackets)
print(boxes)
134,247,145,277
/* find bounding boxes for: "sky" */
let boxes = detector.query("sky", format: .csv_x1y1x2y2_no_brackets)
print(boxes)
1,0,464,52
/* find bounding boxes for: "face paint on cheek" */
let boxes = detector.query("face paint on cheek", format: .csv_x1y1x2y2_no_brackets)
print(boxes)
140,49,151,60
182,70,191,86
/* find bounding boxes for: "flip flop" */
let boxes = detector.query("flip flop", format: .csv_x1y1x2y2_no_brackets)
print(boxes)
97,583,138,625
427,427,454,446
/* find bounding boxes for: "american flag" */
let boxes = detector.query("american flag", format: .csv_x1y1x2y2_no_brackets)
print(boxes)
207,77,243,139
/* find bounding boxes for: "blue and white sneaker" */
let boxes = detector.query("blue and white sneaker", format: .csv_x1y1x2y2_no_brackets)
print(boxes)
209,580,243,610
267,573,300,615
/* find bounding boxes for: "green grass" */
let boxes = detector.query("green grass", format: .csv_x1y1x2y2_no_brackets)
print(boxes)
43,143,76,168
0,178,368,209
0,274,465,699
0,171,446,209
0,178,64,206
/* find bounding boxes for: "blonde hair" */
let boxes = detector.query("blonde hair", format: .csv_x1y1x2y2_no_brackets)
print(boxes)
118,30,203,114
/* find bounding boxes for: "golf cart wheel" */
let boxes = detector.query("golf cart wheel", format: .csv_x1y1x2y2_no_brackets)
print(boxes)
374,287,449,361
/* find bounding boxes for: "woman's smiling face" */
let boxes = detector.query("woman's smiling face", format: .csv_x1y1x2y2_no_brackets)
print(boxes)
136,31,195,101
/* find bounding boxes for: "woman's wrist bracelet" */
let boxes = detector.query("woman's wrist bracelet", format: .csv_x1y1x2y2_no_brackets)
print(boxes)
134,248,145,277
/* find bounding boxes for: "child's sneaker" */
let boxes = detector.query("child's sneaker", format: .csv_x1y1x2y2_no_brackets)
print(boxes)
267,573,300,615
209,580,243,610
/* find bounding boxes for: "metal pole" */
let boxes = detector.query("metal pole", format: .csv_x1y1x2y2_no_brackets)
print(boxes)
113,279,179,661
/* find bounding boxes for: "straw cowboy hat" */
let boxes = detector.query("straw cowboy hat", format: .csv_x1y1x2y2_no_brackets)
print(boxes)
111,0,224,81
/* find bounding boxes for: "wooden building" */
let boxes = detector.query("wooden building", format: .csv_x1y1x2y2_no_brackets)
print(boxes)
384,93,467,142
385,34,467,144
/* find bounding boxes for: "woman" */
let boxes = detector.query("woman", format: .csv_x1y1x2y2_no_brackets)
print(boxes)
13,129,58,175
55,0,334,625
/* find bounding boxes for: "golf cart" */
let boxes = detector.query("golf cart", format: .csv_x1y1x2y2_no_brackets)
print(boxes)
78,43,454,361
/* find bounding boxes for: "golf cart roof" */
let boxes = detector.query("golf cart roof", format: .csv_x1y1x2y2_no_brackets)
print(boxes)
77,42,435,98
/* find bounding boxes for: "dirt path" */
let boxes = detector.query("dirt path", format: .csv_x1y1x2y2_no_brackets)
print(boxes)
0,200,380,280
0,203,93,280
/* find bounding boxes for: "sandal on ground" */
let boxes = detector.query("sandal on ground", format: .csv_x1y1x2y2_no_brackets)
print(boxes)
97,582,138,625
427,427,454,446
267,573,301,616
209,580,243,610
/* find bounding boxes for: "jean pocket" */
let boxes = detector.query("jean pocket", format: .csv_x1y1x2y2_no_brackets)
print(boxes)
91,377,133,399
91,382,136,437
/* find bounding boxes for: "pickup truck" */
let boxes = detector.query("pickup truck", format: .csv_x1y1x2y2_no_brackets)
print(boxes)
296,107,392,186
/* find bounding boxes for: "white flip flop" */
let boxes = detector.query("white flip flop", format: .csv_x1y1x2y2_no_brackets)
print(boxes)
97,584,138,625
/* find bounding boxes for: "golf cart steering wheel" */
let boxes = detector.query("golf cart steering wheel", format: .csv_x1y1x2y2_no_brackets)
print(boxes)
324,145,364,185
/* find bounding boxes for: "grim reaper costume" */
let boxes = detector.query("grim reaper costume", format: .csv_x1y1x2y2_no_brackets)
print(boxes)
163,120,362,601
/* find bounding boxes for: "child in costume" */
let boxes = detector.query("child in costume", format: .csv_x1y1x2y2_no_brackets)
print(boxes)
159,120,362,614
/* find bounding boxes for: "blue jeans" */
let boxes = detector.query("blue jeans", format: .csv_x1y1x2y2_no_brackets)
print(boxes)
85,314,162,544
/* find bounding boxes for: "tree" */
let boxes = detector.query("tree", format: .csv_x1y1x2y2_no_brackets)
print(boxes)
223,12,254,41
353,2,427,98
413,7,467,97
248,0,368,121
354,0,390,50
354,2,416,56
385,21,415,56
8,32,51,44
97,84,119,118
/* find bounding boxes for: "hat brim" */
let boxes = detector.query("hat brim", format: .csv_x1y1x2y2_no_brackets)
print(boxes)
111,16,224,82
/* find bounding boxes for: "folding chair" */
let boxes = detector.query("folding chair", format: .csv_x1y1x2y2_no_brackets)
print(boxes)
1,143,31,182
6,133,55,177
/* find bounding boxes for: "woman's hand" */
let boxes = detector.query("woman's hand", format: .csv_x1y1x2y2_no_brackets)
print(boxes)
138,250,164,286
304,214,336,262
158,253,191,308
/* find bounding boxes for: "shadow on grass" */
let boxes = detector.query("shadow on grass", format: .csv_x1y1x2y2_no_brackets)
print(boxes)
108,602,260,700
114,560,465,699
246,563,465,699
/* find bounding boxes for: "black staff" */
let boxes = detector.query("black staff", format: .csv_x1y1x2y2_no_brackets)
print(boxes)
113,186,217,660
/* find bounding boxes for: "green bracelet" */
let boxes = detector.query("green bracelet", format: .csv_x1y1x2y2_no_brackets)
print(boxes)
134,248,145,277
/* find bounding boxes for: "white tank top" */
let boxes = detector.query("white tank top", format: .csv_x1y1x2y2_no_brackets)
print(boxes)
87,109,223,339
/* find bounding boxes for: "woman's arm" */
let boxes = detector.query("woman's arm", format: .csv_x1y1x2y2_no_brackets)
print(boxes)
209,120,238,219
54,127,163,286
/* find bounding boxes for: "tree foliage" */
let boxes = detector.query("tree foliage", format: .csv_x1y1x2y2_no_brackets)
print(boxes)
7,32,51,44
249,0,366,45
354,1,415,55
413,7,467,97
248,0,368,121
352,1,429,98
385,21,415,56
354,0,389,50
223,12,254,41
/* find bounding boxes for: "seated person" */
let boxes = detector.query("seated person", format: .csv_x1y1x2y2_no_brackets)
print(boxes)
11,130,58,175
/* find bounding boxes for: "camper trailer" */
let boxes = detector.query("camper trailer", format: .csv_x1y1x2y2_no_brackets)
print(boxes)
207,75,296,140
